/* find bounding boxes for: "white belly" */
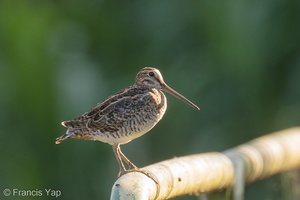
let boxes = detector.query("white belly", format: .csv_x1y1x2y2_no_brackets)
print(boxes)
93,119,158,145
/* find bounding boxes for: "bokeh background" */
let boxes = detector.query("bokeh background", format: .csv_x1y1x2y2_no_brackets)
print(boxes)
1,1,300,199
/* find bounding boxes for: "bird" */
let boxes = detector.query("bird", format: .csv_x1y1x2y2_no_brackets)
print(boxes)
56,67,200,177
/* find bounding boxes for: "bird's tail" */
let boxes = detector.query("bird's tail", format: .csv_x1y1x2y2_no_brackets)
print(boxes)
55,129,74,144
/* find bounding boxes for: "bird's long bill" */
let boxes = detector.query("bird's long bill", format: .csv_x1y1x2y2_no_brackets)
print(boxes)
162,84,200,110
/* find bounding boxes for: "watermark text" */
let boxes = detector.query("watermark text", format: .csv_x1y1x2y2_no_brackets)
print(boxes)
3,188,61,198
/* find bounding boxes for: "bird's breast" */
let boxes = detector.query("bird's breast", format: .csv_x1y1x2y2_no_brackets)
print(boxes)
147,88,167,122
94,89,167,145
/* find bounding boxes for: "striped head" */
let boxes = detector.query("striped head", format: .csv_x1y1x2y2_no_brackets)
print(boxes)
135,67,165,89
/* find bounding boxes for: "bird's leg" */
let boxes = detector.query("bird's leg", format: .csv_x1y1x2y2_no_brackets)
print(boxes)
112,144,127,176
114,144,159,185
117,146,137,169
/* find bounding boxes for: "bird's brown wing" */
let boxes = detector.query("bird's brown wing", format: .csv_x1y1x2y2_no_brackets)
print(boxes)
61,86,149,133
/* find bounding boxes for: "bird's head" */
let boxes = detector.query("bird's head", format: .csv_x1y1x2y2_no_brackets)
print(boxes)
135,67,200,110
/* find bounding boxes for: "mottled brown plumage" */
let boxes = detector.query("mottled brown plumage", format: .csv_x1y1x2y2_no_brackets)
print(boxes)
56,67,199,176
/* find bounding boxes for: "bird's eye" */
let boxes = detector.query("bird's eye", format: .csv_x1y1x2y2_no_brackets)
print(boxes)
148,72,155,77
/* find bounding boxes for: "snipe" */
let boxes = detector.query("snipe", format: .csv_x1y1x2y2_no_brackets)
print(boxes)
56,67,200,176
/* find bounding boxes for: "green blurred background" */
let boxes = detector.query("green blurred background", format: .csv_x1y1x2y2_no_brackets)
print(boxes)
1,1,300,199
